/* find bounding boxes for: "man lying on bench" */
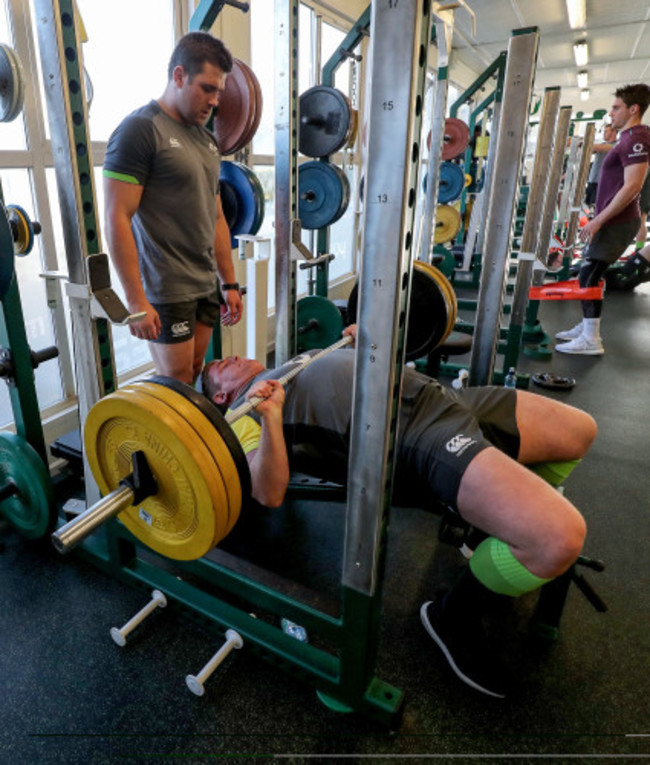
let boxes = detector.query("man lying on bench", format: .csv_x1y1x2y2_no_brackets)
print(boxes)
201,325,597,699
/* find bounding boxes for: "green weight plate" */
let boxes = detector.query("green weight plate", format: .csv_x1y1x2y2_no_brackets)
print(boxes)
299,161,350,230
297,296,344,352
432,244,456,278
0,432,54,539
0,203,15,300
299,85,351,158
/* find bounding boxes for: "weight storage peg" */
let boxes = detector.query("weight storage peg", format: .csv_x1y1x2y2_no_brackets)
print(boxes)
110,589,167,647
186,629,244,697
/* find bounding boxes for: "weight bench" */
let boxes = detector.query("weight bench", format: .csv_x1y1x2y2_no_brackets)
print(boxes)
285,468,606,641
421,330,472,378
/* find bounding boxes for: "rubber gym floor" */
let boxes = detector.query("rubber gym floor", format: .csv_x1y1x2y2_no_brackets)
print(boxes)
1,287,649,763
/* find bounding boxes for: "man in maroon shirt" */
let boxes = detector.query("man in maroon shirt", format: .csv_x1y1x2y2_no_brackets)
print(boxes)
556,83,650,354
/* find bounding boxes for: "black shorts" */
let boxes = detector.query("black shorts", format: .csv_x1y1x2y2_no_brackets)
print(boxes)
395,385,519,509
150,290,221,344
585,182,598,207
585,219,640,265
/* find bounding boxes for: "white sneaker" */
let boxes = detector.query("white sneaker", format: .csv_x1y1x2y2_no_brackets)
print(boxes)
555,322,583,341
555,333,604,355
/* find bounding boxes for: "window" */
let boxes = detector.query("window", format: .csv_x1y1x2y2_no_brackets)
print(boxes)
0,0,181,436
75,0,176,142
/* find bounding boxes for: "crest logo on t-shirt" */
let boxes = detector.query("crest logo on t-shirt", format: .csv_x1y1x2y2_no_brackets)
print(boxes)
208,142,218,154
169,137,182,149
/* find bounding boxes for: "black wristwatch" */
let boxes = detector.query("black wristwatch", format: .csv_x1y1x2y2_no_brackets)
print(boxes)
221,282,240,292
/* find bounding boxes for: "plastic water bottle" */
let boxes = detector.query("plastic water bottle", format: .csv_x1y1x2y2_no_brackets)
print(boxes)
504,367,517,389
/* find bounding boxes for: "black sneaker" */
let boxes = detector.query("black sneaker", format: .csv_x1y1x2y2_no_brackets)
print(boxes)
420,598,508,698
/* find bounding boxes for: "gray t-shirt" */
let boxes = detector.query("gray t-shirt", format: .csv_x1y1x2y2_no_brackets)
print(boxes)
230,349,433,484
104,100,222,303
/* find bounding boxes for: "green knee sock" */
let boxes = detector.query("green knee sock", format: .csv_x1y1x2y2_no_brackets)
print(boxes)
470,537,551,596
528,459,580,487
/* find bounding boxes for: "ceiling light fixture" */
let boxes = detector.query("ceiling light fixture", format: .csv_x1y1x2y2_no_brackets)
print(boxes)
577,70,589,89
573,40,589,67
580,89,590,102
566,0,586,29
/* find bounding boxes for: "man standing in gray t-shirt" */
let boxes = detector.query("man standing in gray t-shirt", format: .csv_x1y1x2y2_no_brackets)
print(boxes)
103,32,243,384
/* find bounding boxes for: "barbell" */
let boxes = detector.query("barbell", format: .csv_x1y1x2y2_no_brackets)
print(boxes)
51,335,353,560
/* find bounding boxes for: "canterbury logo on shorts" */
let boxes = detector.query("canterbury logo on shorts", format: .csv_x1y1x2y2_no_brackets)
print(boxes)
171,321,191,337
445,434,476,455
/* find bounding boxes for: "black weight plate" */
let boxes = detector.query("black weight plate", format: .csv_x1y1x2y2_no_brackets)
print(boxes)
299,85,351,158
148,376,252,506
298,161,350,230
219,180,240,231
0,432,54,539
347,262,447,361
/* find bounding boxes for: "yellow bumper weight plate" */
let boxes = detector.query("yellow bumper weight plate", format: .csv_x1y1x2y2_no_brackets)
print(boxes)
129,382,232,546
346,108,358,148
85,387,222,560
442,118,470,160
7,204,34,255
423,262,458,343
148,376,250,538
434,204,462,244
0,432,54,539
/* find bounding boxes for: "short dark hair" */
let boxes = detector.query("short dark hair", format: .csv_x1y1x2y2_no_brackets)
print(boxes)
200,361,220,403
614,83,650,117
167,32,233,81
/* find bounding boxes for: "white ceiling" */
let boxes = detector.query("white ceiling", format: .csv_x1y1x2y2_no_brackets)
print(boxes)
449,0,650,123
